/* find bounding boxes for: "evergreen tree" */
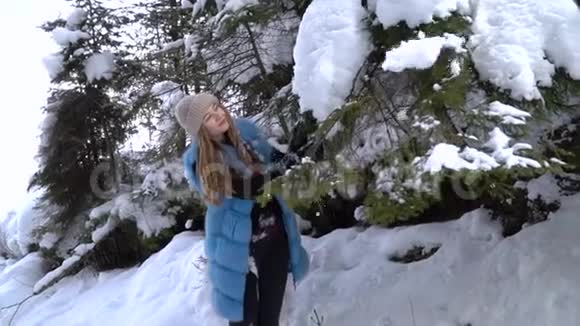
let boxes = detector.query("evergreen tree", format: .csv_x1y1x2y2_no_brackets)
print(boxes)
30,0,136,227
257,8,580,233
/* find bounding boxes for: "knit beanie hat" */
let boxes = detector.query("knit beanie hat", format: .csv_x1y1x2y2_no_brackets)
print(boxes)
174,93,220,137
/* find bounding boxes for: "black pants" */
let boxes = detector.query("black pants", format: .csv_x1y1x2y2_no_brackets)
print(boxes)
229,236,290,326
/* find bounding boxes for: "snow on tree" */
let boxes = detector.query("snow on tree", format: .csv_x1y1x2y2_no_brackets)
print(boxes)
84,52,116,82
66,8,87,28
42,54,65,79
374,0,470,28
292,0,372,121
469,0,580,100
381,33,465,72
51,27,90,46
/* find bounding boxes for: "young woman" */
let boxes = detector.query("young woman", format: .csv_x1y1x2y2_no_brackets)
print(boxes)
174,93,310,326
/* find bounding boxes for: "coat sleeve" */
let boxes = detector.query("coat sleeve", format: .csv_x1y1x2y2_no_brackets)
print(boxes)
235,118,273,162
182,144,202,193
236,117,300,168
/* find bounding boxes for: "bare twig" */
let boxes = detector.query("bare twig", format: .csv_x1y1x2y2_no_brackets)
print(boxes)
309,308,324,326
408,298,416,326
0,294,35,326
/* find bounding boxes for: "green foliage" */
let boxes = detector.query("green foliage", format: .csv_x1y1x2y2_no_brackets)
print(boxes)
256,161,331,211
139,228,176,257
257,158,367,215
421,14,471,37
360,154,557,227
28,89,132,222
369,21,415,50
540,68,580,114
82,213,111,243
311,99,368,157
416,52,473,111
219,3,278,35
364,189,434,226
369,14,470,50
28,0,580,246
39,247,64,271
32,0,140,225
167,197,207,231
543,116,580,173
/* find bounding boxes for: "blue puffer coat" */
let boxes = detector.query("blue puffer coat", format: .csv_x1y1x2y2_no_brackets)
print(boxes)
182,117,310,321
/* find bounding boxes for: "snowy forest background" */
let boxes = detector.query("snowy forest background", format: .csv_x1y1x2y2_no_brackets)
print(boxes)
1,0,580,325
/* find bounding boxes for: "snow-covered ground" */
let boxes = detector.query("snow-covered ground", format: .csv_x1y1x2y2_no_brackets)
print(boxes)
1,174,579,326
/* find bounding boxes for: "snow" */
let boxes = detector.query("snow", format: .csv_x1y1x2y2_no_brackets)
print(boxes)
374,0,470,28
382,34,465,72
222,0,258,13
497,103,530,118
292,0,371,121
89,192,176,240
3,232,215,326
550,157,567,165
42,54,64,79
66,8,87,28
449,58,461,77
151,81,184,111
181,0,193,9
419,126,541,174
159,39,184,53
501,116,526,125
33,255,81,294
86,160,187,240
451,193,580,326
523,173,561,201
38,112,58,161
484,127,541,168
325,121,344,140
421,143,499,173
73,48,87,56
91,215,119,243
39,232,60,250
0,200,48,258
184,34,198,57
458,133,479,141
5,190,580,325
84,52,115,82
413,116,441,131
192,0,209,16
485,101,531,125
73,243,95,256
344,121,399,168
469,0,580,100
0,252,47,316
51,27,90,46
140,161,185,197
295,214,312,233
353,206,367,222
547,14,580,79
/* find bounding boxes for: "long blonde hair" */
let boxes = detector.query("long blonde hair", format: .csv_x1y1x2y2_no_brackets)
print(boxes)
196,104,260,205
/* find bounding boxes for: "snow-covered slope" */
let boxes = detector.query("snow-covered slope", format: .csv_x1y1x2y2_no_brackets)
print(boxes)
2,184,580,325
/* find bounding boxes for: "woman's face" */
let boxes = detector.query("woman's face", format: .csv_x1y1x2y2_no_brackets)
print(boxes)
202,104,230,140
